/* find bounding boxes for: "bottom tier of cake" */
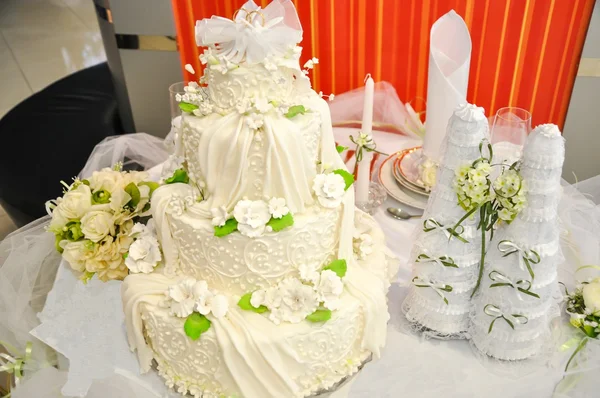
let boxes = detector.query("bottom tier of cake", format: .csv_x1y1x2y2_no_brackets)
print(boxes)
140,294,370,398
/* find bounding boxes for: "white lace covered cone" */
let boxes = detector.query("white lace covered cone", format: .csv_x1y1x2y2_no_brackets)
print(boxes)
469,124,564,360
402,103,489,338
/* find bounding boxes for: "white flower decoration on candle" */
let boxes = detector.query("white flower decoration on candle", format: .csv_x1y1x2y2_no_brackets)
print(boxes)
313,173,346,208
315,270,344,310
125,235,162,274
277,277,319,323
233,199,271,237
268,197,289,219
211,206,230,227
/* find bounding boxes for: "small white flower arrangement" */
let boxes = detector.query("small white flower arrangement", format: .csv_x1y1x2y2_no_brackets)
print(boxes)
353,231,374,260
163,277,229,341
240,259,348,324
561,277,600,370
212,197,294,238
46,165,159,282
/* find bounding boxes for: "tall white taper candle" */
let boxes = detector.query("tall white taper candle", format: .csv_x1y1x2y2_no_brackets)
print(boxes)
356,74,375,203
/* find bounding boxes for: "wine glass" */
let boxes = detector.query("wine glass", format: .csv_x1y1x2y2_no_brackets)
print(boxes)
167,81,187,152
490,107,532,165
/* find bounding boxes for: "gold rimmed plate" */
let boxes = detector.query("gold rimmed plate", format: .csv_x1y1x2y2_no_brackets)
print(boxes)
392,156,430,197
397,146,429,191
379,154,428,210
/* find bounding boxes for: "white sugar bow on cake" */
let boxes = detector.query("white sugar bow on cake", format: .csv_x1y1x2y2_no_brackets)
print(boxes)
195,0,302,64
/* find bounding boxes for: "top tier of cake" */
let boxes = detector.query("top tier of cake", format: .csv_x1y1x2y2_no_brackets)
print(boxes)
174,2,330,216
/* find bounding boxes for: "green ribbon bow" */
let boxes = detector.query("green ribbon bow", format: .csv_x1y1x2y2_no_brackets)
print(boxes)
484,304,528,333
423,218,468,243
488,270,540,300
416,254,458,268
0,341,32,397
497,240,541,281
349,132,388,162
412,276,453,305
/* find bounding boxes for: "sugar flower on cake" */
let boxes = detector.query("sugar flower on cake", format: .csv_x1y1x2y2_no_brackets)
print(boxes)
298,263,320,284
195,288,229,319
268,197,289,219
125,221,162,274
161,155,185,182
276,277,320,324
315,270,344,310
353,231,374,260
165,277,229,319
211,206,230,227
233,199,271,237
313,173,346,208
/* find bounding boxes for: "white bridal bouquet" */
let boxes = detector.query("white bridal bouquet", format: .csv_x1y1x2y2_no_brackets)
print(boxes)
46,164,160,282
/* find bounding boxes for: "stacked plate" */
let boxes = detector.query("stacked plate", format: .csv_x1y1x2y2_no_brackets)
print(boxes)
378,146,430,210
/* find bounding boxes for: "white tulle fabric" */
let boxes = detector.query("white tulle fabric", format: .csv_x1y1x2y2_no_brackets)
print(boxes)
402,104,490,338
195,0,302,64
469,125,565,361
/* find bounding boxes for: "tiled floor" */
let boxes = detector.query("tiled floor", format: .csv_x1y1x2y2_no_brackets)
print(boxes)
0,0,106,239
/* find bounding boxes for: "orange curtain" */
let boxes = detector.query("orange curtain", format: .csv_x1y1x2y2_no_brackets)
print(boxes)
172,0,595,128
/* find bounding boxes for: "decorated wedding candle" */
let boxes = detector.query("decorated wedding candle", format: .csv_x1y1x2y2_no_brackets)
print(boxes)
356,75,375,203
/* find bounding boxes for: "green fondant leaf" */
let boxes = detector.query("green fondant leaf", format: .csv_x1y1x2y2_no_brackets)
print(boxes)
323,259,347,278
124,182,141,208
332,169,354,190
238,293,268,313
179,102,199,113
307,309,332,323
139,181,160,196
92,189,111,204
336,145,348,154
214,218,239,237
285,105,306,118
266,213,294,232
184,312,212,340
165,168,190,184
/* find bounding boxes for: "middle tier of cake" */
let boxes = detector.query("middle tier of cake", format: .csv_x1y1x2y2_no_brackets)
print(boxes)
155,183,343,295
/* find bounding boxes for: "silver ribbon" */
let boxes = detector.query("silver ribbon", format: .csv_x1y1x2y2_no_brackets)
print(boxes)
412,276,453,305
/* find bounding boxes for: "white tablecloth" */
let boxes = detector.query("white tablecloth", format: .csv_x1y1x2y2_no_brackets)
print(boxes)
23,131,573,398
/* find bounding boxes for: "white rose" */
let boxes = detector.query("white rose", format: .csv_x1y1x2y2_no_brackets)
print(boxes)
57,184,93,220
49,206,68,231
125,235,162,274
62,241,89,272
313,173,346,208
583,281,600,314
81,211,115,242
89,169,124,193
233,199,271,238
315,270,344,310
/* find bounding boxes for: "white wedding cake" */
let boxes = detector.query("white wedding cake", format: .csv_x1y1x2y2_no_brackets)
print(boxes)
121,1,397,397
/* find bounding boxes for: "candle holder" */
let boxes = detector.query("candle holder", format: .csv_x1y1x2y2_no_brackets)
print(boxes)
355,181,387,214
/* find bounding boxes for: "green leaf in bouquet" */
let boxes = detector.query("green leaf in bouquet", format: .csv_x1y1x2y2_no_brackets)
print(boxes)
583,324,598,338
266,213,294,232
124,182,141,208
65,221,84,241
336,145,348,154
139,181,160,196
92,189,111,204
306,309,332,323
165,168,189,185
55,235,64,253
179,102,199,113
80,271,95,285
323,259,347,278
142,202,151,213
285,105,306,118
332,169,354,190
214,218,238,237
184,312,211,340
238,292,268,313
